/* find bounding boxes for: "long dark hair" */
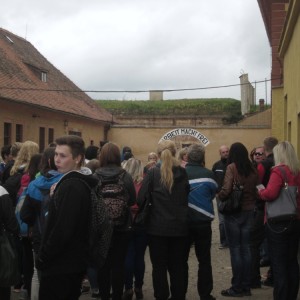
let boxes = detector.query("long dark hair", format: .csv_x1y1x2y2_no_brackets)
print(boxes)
227,142,255,177
39,147,57,176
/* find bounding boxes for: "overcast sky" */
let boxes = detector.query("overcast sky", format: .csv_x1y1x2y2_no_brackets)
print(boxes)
1,0,271,101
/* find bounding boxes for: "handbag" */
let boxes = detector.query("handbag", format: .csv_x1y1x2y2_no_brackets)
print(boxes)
133,168,154,227
218,166,243,215
266,166,298,222
0,230,20,287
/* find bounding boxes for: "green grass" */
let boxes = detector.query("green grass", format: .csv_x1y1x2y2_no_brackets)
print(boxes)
95,98,242,116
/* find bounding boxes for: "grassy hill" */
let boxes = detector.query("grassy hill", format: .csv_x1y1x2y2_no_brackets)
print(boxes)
95,98,242,116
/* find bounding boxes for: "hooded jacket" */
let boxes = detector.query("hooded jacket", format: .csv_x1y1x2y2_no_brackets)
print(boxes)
37,168,98,275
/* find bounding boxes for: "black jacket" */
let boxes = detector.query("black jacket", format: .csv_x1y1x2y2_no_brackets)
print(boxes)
0,186,19,235
212,158,227,191
137,166,190,237
37,170,98,275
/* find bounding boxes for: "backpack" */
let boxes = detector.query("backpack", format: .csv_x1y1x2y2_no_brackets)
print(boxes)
88,182,113,268
97,170,130,229
15,187,29,236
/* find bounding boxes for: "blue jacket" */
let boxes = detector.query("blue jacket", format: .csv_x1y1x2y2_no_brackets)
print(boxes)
185,163,218,224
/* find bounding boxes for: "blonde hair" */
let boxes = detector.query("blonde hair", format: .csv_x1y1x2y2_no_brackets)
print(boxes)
147,152,158,162
10,141,39,175
273,141,300,175
123,158,144,183
157,140,179,193
178,147,188,161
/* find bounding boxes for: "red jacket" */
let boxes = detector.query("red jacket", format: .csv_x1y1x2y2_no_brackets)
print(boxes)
258,164,300,219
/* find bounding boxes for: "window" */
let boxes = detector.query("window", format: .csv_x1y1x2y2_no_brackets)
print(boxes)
48,128,54,145
16,124,23,142
4,123,12,145
39,127,45,152
41,72,47,82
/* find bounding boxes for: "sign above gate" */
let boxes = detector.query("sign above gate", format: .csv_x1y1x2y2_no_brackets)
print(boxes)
160,128,210,146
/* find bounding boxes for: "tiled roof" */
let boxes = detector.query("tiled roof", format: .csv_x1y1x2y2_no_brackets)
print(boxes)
0,28,112,123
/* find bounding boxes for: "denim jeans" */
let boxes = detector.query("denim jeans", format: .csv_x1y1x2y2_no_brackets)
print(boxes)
124,229,148,290
266,218,300,300
224,210,253,292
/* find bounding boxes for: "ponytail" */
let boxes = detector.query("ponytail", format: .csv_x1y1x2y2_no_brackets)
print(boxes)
157,140,179,193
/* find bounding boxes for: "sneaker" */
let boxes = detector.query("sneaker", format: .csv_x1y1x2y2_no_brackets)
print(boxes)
122,289,133,300
221,288,243,297
134,288,144,299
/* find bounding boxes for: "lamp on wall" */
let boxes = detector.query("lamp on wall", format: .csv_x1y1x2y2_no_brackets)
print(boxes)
64,120,69,127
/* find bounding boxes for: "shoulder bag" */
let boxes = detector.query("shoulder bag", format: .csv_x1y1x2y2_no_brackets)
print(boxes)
266,166,298,222
218,165,243,215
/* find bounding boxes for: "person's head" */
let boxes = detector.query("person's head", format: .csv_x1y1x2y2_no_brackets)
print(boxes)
122,146,132,154
27,153,43,180
54,135,85,174
123,157,144,183
99,142,121,167
187,143,205,165
178,147,188,162
122,146,133,162
85,145,99,160
251,146,265,164
39,147,57,175
85,158,100,173
11,141,39,175
273,141,300,175
228,142,255,177
123,151,133,161
10,142,23,159
147,152,158,163
263,136,278,155
219,145,229,160
1,145,11,163
157,140,179,193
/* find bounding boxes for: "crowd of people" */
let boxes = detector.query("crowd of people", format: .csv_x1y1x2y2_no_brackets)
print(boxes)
0,135,300,300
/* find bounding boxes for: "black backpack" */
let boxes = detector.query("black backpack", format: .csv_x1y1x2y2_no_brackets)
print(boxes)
97,170,130,230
